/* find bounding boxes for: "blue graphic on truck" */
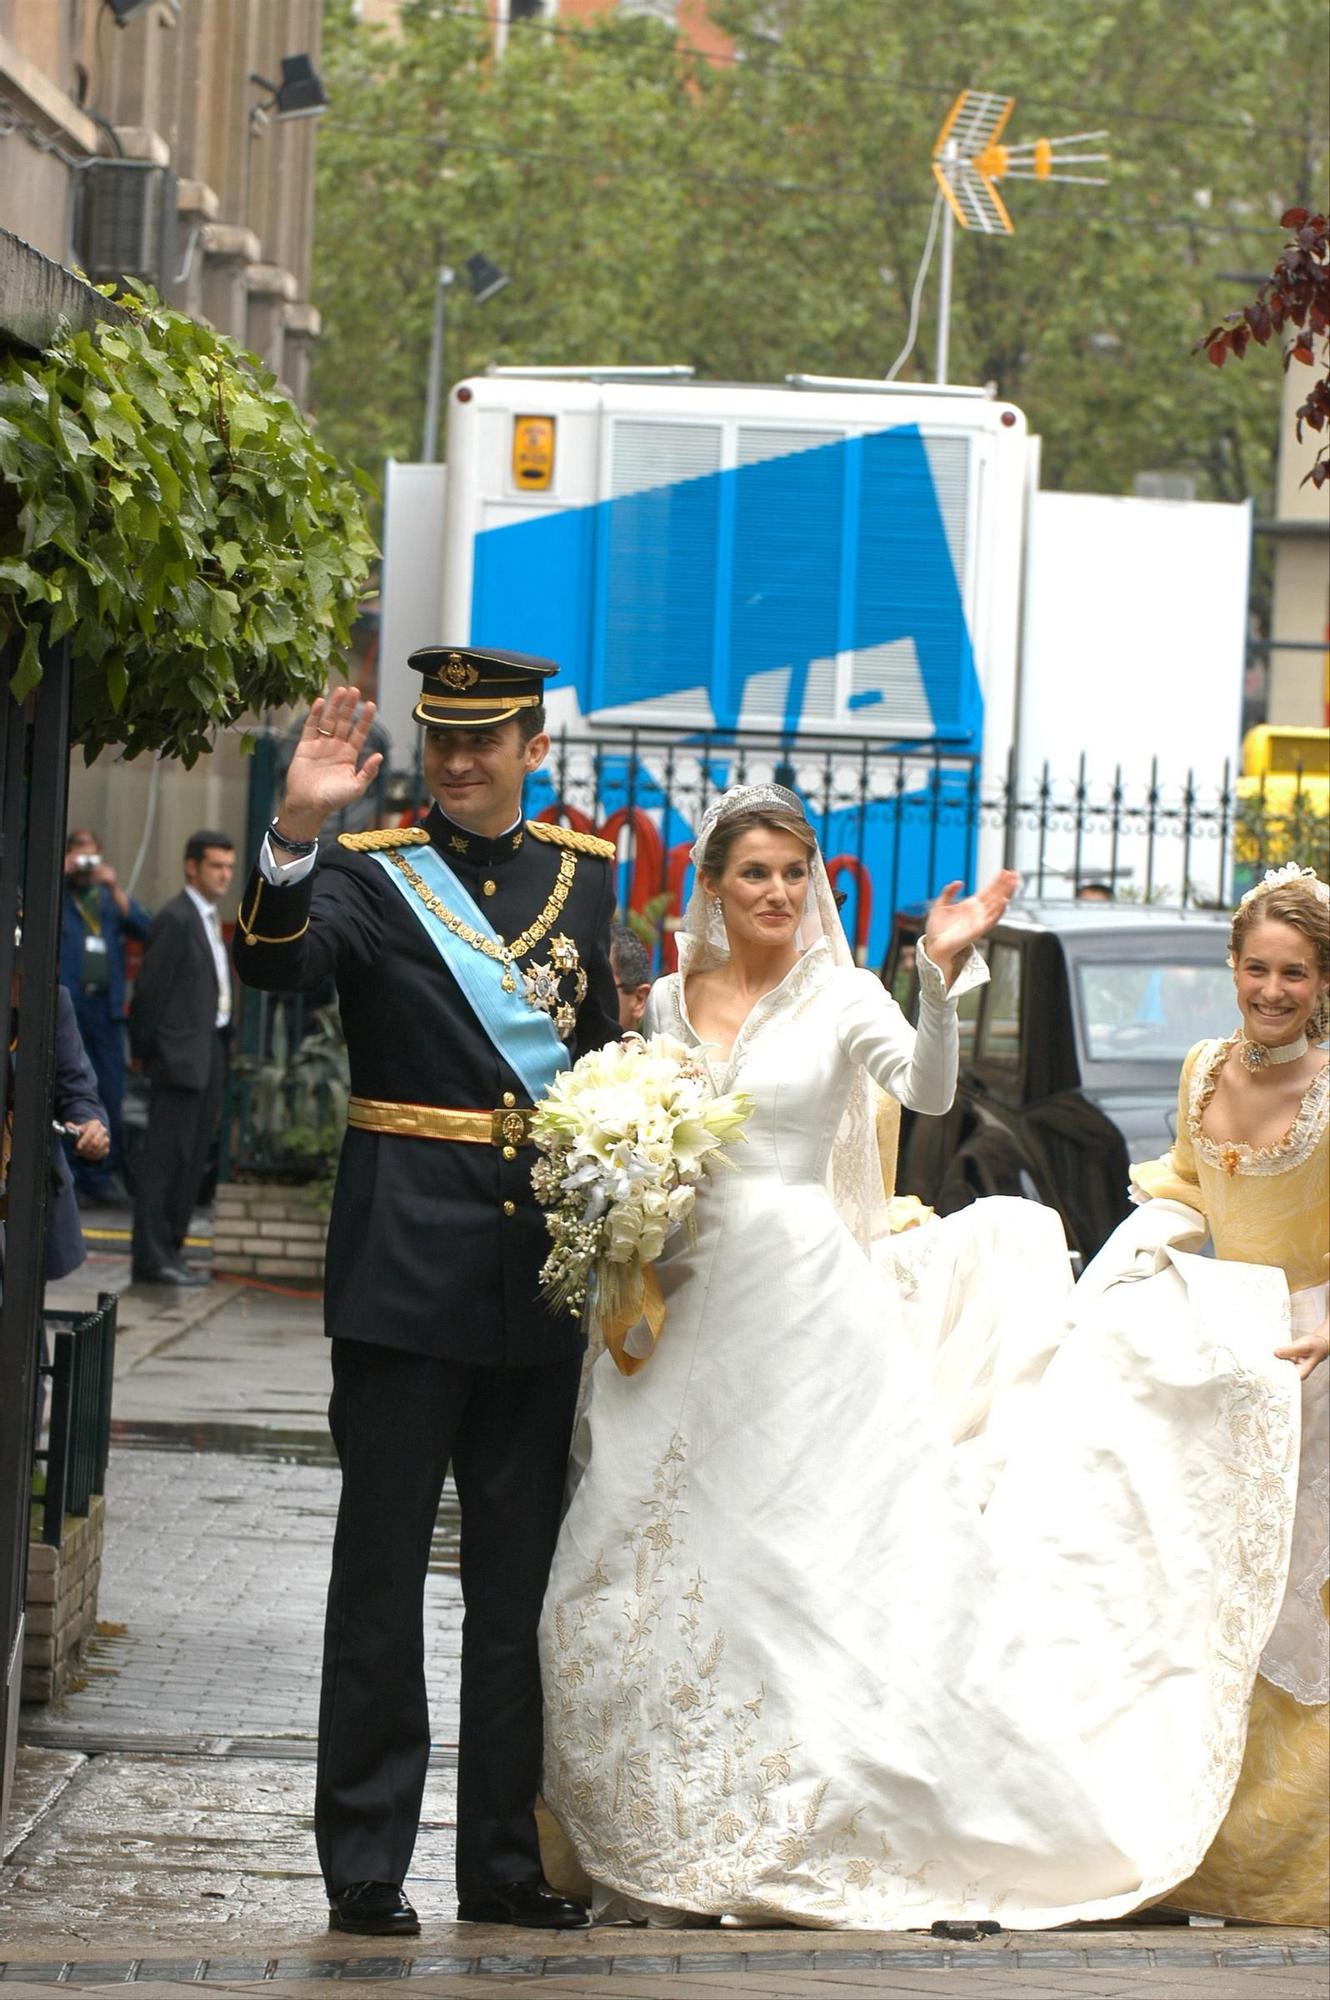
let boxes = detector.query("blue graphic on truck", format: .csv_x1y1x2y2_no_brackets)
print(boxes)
466,422,983,962
469,423,981,748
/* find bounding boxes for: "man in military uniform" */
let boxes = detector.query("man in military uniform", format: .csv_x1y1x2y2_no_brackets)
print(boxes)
233,651,619,1937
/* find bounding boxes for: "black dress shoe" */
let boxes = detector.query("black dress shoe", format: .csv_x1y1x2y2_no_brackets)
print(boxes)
456,1879,591,1929
328,1882,419,1936
132,1263,207,1287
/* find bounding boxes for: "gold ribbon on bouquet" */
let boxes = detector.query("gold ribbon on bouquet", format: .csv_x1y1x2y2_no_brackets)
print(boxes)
597,1259,668,1376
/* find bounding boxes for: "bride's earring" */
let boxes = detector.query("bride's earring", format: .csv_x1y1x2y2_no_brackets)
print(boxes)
706,894,727,947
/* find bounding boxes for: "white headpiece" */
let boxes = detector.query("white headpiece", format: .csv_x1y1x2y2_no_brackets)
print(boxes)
679,784,854,978
1238,862,1330,911
677,784,888,1247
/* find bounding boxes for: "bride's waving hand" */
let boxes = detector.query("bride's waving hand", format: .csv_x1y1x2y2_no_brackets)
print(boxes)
925,870,1021,983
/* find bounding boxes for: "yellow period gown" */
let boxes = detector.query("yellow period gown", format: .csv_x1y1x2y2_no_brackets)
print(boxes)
1131,1034,1329,1926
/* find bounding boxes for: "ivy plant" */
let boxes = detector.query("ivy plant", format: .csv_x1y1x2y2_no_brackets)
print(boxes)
0,286,375,764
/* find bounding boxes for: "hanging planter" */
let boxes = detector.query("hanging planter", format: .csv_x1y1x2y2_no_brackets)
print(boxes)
0,283,376,765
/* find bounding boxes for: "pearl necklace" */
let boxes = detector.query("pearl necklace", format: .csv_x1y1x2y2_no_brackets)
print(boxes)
1236,1030,1309,1072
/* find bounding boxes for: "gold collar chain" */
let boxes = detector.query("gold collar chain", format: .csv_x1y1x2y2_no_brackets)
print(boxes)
384,850,576,993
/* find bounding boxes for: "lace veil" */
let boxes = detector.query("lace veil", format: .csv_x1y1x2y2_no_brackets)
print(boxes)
678,785,890,1249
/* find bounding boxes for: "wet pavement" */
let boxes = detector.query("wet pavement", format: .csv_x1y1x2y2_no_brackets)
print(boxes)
1,1213,1326,1997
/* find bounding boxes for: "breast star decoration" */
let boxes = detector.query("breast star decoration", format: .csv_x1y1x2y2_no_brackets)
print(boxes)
522,933,588,1041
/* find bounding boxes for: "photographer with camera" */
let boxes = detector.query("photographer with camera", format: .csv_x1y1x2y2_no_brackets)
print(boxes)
59,828,151,1203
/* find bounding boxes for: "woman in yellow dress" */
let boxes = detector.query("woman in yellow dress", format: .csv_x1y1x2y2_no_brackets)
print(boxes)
1131,862,1328,1925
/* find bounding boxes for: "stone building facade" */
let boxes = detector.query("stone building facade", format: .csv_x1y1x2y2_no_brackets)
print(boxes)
0,0,325,909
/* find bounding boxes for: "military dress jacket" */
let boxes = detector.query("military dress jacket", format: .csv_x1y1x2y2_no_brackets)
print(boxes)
232,805,620,1366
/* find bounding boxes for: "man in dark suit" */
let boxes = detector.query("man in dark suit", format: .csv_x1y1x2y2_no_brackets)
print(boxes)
46,986,112,1281
129,830,235,1287
2,963,109,1287
233,651,619,1940
59,829,151,1201
2,966,109,1444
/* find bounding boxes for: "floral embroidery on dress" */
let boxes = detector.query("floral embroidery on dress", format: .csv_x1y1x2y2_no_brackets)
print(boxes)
1188,1035,1330,1179
544,1429,948,1920
1165,1320,1300,1882
665,942,833,1096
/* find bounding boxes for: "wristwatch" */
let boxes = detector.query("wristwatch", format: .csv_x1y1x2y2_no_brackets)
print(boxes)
268,820,318,857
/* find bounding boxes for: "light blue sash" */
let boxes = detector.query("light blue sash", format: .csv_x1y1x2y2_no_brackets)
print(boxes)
371,844,571,1104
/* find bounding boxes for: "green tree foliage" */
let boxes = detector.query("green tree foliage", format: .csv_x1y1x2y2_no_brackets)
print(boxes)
312,0,1328,507
0,289,375,764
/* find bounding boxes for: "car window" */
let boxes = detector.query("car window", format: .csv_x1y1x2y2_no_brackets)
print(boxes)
975,939,1021,1069
1076,960,1236,1063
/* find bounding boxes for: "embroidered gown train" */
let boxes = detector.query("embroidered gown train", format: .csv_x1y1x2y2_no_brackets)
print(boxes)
1130,1035,1328,1926
538,898,1306,1929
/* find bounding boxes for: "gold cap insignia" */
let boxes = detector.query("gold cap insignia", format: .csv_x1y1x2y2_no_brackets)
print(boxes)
443,653,479,691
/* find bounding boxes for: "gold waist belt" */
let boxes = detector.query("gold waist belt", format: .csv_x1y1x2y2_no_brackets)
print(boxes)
346,1096,533,1146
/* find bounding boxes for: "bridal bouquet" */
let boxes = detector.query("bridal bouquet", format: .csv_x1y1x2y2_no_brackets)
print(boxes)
530,1034,752,1372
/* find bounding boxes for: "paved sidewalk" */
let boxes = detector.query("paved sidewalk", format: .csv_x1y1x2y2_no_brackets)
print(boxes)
2,1233,1326,1998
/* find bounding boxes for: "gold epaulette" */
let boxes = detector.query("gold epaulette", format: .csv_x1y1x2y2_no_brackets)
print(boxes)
526,820,616,861
337,826,432,852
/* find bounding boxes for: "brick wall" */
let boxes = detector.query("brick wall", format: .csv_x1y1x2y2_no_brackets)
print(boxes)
23,1496,105,1703
212,1184,328,1284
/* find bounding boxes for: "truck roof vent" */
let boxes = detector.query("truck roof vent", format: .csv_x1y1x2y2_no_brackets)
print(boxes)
485,364,695,382
1132,470,1197,502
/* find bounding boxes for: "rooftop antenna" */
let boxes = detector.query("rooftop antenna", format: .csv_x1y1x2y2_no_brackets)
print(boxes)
929,89,1109,383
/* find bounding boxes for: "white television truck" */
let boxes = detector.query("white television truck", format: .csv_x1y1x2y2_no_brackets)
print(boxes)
377,368,1250,960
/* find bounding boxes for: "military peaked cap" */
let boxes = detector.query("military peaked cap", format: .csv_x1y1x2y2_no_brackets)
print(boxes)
407,645,558,729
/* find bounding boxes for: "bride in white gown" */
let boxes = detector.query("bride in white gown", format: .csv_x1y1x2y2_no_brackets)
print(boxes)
539,785,1301,1930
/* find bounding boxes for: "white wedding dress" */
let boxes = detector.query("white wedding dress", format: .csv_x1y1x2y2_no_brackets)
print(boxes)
539,936,1302,1929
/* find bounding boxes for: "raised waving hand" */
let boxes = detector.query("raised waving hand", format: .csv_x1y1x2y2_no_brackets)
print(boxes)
275,685,384,842
923,870,1021,985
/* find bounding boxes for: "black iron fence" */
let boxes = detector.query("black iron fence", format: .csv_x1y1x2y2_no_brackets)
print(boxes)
32,1293,117,1548
228,727,1327,1178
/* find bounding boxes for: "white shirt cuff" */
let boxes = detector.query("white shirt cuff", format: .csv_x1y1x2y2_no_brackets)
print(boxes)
258,834,319,886
916,936,988,1004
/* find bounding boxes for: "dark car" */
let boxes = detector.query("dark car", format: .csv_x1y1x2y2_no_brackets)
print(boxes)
883,902,1237,1263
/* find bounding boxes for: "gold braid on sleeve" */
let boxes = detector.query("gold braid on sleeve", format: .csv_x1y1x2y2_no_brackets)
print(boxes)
237,876,310,947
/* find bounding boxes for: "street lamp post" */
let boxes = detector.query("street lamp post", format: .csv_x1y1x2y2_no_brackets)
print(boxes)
420,265,455,464
420,254,511,463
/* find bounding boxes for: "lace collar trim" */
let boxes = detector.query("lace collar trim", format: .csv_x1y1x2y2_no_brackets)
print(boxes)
671,940,832,1084
1188,1034,1329,1175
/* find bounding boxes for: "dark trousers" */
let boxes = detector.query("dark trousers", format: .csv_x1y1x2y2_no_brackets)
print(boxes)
315,1337,582,1897
130,1036,224,1274
68,993,126,1192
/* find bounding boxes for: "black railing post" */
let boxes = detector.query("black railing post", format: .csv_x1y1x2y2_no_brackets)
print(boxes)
659,739,677,916
94,1293,117,1495
1180,768,1196,908
1,633,72,1814
1071,752,1087,895
554,726,568,810
925,749,942,893
1144,756,1160,902
854,741,870,878
1109,764,1123,897
1217,756,1232,907
41,1329,73,1550
1035,761,1051,898
1000,743,1017,871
